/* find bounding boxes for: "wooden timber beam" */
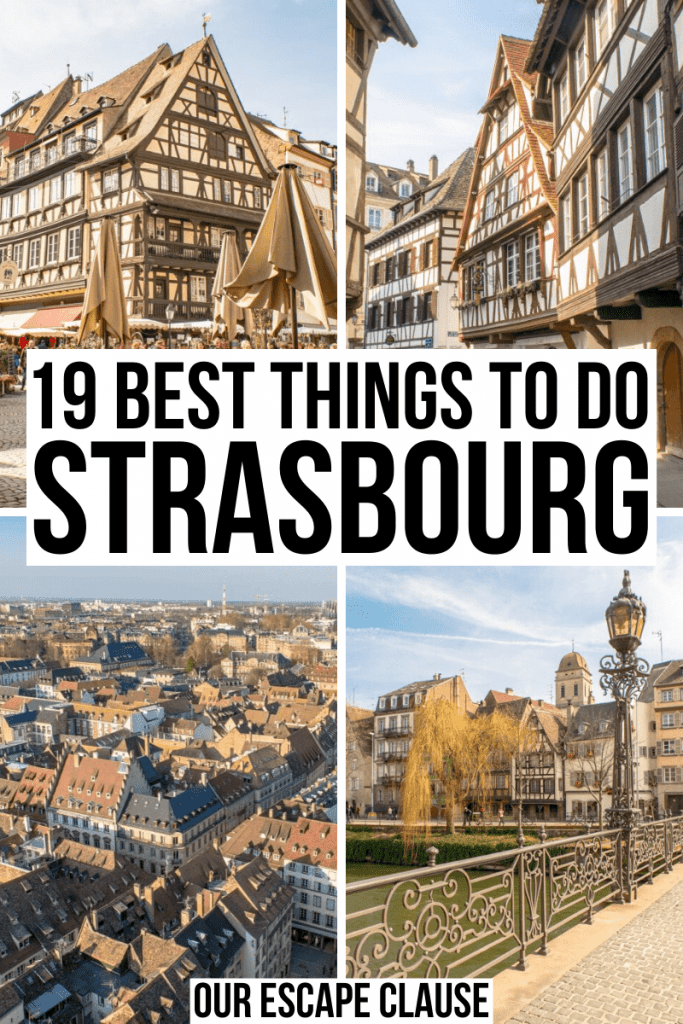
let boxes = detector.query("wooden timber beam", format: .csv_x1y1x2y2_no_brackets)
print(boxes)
572,314,611,348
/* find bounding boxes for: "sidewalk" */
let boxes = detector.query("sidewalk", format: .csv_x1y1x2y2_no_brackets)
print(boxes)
0,389,26,508
498,864,683,1024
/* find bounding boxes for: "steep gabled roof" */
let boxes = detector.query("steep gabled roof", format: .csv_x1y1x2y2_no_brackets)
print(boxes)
454,35,555,267
88,36,271,180
12,77,76,138
369,148,475,246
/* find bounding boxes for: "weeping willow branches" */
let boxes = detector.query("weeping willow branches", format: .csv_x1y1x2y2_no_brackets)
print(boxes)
401,698,532,843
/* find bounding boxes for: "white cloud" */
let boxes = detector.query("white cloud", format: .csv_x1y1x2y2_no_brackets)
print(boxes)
346,547,683,709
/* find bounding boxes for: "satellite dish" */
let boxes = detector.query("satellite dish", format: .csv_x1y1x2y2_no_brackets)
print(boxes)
0,260,18,288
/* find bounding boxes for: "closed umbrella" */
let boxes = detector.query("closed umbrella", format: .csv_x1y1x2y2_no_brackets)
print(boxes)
225,163,337,348
211,231,252,345
77,217,130,348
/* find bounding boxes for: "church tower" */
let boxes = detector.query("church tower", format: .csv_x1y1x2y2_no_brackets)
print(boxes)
555,651,594,707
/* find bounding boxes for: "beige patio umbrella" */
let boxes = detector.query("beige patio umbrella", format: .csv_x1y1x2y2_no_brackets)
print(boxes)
77,217,131,348
211,231,252,344
225,163,337,348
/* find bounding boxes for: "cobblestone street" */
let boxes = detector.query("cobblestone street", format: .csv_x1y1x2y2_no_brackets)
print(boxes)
0,389,26,508
504,877,683,1024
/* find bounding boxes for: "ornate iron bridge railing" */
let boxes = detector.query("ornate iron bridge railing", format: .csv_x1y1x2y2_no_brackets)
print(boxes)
346,816,683,978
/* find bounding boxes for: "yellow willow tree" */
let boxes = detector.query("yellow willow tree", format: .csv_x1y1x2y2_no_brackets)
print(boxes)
401,698,530,838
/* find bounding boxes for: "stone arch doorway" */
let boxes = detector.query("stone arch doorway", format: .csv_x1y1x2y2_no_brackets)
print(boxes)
652,328,683,457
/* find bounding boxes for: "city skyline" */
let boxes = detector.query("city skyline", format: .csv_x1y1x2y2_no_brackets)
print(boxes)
347,519,682,709
0,518,336,600
0,0,336,142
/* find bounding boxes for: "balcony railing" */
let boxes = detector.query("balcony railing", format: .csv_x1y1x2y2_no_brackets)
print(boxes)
133,240,221,263
11,136,97,181
346,815,683,978
131,300,211,322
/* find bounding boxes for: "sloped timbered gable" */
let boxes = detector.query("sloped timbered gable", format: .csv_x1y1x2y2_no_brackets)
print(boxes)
455,36,559,347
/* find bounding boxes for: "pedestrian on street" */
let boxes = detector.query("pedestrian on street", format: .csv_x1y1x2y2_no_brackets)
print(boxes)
18,346,28,390
498,807,504,826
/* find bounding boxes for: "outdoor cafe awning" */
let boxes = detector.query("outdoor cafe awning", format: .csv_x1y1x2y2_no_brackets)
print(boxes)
22,305,82,329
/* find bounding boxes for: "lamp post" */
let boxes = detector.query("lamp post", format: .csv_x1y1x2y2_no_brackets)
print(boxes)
165,302,176,349
368,731,375,817
600,570,649,837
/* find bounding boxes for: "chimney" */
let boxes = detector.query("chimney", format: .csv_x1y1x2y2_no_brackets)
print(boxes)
429,155,438,180
73,77,83,96
180,907,192,927
505,688,514,694
406,159,415,173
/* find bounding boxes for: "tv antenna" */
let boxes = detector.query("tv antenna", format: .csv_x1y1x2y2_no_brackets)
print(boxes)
652,630,663,662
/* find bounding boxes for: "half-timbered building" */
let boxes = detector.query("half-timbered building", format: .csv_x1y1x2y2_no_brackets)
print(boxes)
479,691,567,822
250,116,336,252
0,36,273,331
346,0,416,329
455,36,562,348
526,0,683,453
364,148,474,348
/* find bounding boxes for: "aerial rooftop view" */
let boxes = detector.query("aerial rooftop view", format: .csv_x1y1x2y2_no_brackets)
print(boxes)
0,529,337,1017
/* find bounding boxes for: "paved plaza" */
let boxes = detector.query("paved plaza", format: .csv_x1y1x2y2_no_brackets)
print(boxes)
503,876,683,1024
0,389,26,509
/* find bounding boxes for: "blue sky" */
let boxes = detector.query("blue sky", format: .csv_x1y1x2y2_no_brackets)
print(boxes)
367,0,543,169
0,0,335,142
0,518,335,601
347,518,683,710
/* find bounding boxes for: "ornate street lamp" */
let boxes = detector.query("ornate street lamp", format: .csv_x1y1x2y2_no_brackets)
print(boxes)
600,570,649,831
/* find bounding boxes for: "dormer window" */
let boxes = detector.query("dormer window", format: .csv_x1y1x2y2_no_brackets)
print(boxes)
366,176,377,192
400,182,411,198
391,696,398,709
378,698,386,710
402,695,410,707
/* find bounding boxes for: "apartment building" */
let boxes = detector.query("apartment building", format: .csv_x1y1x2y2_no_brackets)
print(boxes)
649,659,683,814
346,0,417,326
364,149,474,348
372,673,477,815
